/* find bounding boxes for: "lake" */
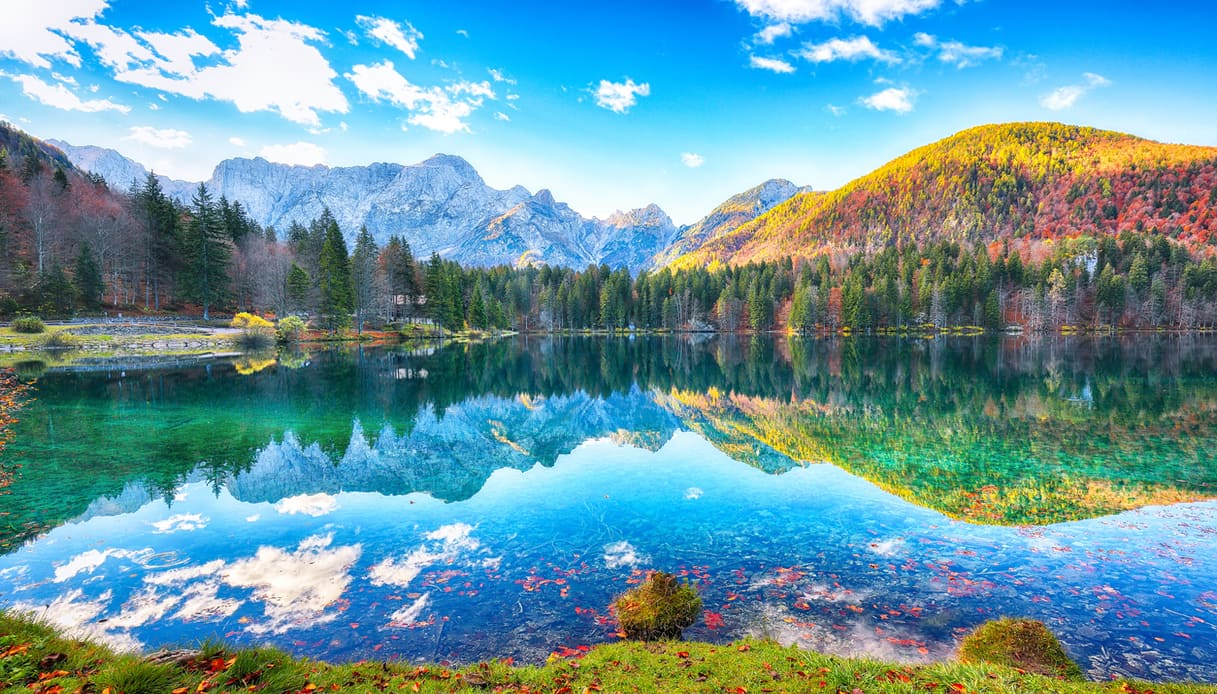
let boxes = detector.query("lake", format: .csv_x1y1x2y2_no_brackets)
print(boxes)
1,335,1216,682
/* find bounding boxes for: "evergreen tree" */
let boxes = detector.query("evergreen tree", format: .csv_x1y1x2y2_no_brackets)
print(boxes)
183,183,230,320
469,283,487,330
317,220,354,332
73,243,103,311
38,263,75,316
286,263,311,314
351,226,379,335
136,173,179,310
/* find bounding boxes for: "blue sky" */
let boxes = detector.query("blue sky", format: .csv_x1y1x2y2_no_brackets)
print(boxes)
2,0,1216,225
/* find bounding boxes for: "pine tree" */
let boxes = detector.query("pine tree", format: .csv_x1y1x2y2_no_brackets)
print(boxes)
317,220,353,332
74,243,103,311
469,283,487,330
38,263,75,316
351,226,379,335
286,263,311,314
136,173,179,310
184,183,231,320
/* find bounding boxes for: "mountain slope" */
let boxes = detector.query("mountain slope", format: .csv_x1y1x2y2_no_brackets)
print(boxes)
670,122,1217,268
651,178,806,267
50,140,683,271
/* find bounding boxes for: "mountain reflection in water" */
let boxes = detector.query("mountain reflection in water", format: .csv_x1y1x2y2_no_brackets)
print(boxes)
1,335,1216,682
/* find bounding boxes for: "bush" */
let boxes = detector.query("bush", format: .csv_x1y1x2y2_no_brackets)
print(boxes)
11,316,45,334
613,571,702,640
276,315,307,344
37,331,78,349
957,618,1083,680
232,312,275,350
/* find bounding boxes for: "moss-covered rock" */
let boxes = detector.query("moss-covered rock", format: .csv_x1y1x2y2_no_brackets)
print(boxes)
613,571,702,640
958,617,1084,680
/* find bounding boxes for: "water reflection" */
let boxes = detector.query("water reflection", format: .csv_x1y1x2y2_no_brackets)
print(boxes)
2,336,1217,681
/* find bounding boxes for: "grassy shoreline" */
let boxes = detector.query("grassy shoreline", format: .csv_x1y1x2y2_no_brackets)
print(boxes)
1,613,1213,693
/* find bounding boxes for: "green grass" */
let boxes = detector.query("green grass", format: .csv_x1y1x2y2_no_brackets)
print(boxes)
1,611,1214,694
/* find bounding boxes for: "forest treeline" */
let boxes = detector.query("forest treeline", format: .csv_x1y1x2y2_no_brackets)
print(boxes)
3,126,1217,333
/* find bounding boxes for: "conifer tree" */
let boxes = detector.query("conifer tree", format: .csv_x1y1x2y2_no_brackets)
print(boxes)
318,220,353,332
184,183,230,320
74,243,103,311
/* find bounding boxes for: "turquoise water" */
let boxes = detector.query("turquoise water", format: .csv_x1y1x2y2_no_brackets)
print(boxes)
1,336,1216,682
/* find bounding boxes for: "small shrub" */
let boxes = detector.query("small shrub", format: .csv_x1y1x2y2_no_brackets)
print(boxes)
276,315,307,344
231,312,274,330
11,316,45,334
232,312,275,350
37,331,78,349
957,618,1083,680
613,571,702,640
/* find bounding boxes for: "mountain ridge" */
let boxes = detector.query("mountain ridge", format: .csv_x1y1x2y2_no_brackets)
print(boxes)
669,122,1217,268
49,139,800,272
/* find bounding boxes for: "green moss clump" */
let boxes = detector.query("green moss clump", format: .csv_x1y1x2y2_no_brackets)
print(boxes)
958,618,1084,680
613,571,702,640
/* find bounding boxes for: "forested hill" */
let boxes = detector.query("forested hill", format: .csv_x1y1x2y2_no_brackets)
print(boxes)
0,122,75,176
670,122,1217,268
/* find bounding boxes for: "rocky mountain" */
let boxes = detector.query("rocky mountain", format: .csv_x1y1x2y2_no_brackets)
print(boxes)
224,390,681,504
669,122,1217,268
48,141,688,271
651,178,807,267
46,140,190,198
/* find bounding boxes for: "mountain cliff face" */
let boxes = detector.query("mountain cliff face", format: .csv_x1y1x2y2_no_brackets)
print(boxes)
669,122,1217,268
50,141,682,271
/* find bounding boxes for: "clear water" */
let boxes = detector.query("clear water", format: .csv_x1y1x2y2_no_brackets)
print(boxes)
1,336,1216,682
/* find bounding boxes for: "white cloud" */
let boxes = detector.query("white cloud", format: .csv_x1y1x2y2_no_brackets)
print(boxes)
124,126,192,150
148,511,207,531
135,28,220,75
2,72,130,113
736,0,942,27
9,589,142,653
749,55,796,73
681,152,705,168
456,29,470,38
368,523,481,590
229,136,246,147
593,78,650,114
754,22,794,45
488,68,516,85
388,593,431,627
914,33,1003,68
1040,72,1111,110
86,12,348,127
53,548,151,583
346,60,494,134
0,0,106,68
356,15,423,59
274,491,339,515
494,111,510,121
860,86,916,113
826,103,847,116
223,534,361,635
603,540,649,569
797,36,899,64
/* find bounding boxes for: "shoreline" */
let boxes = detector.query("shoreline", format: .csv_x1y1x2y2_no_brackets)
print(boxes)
1,612,1213,693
